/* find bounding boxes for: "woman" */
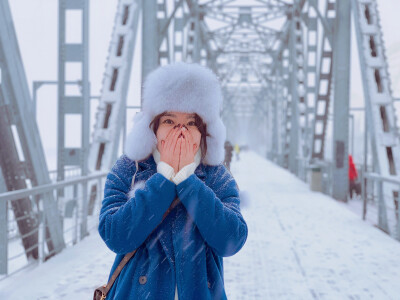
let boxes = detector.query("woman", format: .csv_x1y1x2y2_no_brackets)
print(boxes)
98,62,248,299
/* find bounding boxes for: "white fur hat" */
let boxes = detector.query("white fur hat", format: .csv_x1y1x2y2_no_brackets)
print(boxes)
124,62,226,165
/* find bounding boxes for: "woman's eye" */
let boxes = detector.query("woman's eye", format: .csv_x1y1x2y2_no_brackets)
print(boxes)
163,119,173,124
188,121,196,126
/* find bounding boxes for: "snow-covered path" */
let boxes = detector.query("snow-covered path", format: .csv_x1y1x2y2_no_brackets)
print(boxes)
224,151,400,299
1,151,400,299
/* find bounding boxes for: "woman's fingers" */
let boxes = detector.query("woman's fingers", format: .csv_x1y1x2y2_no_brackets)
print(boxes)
182,128,193,154
167,127,180,150
172,128,182,155
174,135,183,156
181,131,188,156
163,127,175,149
184,130,191,155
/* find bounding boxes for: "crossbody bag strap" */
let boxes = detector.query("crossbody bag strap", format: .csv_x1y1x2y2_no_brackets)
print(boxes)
103,160,180,296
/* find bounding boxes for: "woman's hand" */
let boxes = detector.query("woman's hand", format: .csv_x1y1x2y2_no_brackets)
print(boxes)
178,126,199,171
159,127,182,174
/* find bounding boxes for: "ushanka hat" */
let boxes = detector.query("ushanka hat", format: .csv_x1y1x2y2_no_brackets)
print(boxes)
124,62,226,166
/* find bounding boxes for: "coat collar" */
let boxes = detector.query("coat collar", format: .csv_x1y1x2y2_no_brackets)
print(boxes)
137,153,207,179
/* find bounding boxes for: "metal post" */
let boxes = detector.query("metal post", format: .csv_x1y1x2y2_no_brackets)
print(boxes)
142,0,159,91
271,70,279,161
377,180,389,233
0,198,7,275
193,10,201,63
32,82,39,119
362,109,368,220
288,16,300,175
80,182,89,239
73,183,78,245
332,0,351,201
397,184,400,241
58,0,90,196
349,114,354,155
38,209,45,264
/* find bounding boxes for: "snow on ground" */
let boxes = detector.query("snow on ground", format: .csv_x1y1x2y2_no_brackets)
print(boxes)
1,150,400,299
0,229,113,299
225,151,400,299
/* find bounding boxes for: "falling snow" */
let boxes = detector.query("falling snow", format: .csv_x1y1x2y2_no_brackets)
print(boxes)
1,151,400,299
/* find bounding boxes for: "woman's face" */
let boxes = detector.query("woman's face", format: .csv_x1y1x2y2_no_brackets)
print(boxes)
155,111,202,153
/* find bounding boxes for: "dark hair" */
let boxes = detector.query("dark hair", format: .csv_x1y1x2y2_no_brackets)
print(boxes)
149,112,210,162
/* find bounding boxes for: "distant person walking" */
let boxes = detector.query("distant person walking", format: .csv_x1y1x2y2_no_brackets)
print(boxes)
234,143,240,161
349,154,361,198
224,140,233,170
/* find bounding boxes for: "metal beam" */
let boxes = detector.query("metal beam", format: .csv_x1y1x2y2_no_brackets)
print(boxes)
142,0,159,83
332,0,351,201
0,0,65,260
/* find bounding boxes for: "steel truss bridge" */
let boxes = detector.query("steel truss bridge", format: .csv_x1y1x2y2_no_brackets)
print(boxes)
0,0,399,277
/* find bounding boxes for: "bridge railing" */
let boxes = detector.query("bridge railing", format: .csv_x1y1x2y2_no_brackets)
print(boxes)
48,166,82,182
0,171,108,280
362,172,400,241
302,159,400,241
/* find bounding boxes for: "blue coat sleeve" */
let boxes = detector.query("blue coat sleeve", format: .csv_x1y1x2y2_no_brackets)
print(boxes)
176,164,248,257
98,155,177,254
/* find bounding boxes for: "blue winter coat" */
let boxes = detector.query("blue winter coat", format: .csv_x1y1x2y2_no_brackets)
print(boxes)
98,153,248,299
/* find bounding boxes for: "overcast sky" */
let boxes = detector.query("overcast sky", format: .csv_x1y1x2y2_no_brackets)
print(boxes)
7,0,400,169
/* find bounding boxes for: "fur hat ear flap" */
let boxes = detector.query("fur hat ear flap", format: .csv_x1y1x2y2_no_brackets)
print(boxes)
124,112,157,162
204,118,226,165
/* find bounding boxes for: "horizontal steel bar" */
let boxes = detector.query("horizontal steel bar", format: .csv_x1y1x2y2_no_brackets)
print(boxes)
364,173,400,185
0,171,107,202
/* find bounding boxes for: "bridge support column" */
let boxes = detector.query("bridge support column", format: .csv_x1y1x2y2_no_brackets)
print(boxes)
332,0,351,201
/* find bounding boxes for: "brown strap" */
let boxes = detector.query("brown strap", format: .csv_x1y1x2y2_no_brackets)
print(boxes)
103,162,180,296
